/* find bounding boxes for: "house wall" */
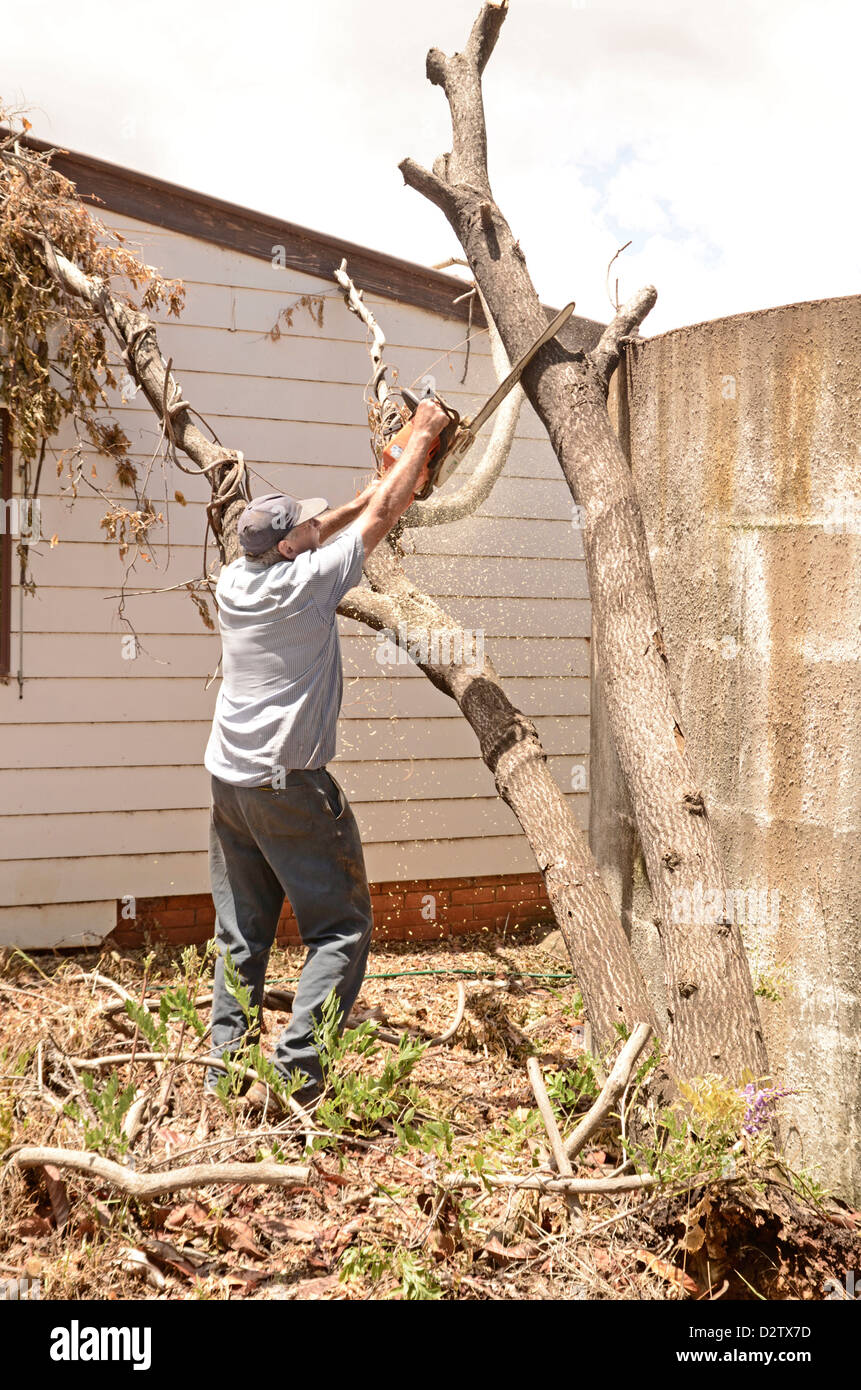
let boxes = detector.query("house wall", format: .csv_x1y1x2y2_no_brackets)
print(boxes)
0,214,596,947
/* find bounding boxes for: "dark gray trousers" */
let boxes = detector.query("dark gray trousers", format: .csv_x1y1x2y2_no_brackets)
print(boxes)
206,769,373,1093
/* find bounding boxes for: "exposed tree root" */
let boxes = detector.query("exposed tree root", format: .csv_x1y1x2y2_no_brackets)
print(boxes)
649,1178,861,1300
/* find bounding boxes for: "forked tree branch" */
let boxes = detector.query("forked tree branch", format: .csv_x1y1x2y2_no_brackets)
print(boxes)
564,1022,653,1161
425,1,509,194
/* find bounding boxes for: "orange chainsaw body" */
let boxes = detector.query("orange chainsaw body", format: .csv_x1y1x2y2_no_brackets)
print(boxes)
379,393,461,500
380,418,442,474
377,299,576,500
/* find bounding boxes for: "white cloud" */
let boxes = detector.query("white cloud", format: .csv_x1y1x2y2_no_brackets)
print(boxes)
2,0,859,335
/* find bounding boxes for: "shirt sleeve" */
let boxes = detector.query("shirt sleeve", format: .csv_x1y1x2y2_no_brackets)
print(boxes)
307,523,365,618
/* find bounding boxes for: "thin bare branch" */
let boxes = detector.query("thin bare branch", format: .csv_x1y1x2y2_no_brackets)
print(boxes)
563,1023,653,1162
443,1170,659,1195
402,281,522,527
334,257,391,406
527,1057,575,1180
527,1055,583,1216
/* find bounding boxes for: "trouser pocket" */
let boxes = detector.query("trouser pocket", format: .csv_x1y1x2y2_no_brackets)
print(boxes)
308,767,346,822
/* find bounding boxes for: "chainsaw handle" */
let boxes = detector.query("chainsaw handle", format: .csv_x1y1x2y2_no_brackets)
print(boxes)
401,386,426,414
378,386,460,496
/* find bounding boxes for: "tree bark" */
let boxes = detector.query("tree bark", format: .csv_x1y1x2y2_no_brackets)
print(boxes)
399,0,768,1083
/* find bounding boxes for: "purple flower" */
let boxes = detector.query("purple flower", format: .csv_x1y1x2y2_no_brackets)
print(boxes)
740,1082,795,1135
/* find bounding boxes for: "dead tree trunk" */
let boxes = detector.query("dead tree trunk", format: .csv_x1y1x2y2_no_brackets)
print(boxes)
398,0,768,1083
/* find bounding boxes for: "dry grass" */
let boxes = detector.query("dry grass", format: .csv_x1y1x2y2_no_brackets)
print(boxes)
1,924,856,1302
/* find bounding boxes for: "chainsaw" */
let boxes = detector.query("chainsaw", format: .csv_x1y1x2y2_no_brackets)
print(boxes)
380,300,576,501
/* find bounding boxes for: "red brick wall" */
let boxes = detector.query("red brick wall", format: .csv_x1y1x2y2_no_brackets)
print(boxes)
109,872,554,948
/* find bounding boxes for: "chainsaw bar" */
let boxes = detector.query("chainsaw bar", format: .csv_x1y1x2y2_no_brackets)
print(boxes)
422,299,576,496
465,300,576,438
392,299,576,502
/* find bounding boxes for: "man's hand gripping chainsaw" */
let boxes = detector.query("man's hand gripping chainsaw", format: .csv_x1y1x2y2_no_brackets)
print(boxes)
378,300,576,503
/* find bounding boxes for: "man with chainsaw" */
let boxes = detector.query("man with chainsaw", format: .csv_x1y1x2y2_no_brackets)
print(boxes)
203,397,450,1114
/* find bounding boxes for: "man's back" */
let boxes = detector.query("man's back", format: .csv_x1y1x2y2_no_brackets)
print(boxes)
204,523,364,785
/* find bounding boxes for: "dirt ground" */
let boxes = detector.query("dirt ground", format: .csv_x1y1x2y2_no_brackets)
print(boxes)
1,923,858,1302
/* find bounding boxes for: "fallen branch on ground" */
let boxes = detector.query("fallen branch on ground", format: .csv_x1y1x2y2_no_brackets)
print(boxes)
442,1171,659,1195
7,1146,310,1199
65,971,135,1003
428,982,467,1045
65,1053,230,1073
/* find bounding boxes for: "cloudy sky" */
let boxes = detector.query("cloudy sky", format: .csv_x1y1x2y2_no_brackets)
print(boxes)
2,0,858,334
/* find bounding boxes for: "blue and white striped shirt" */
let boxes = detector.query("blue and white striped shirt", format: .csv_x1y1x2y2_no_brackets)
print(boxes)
204,523,365,786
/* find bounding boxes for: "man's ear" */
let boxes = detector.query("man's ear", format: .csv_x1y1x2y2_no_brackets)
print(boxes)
277,537,294,560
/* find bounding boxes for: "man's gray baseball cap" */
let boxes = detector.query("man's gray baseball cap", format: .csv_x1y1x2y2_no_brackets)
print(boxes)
237,492,329,556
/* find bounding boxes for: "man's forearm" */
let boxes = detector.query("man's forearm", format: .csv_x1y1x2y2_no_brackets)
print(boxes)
317,431,430,544
316,482,378,543
365,428,433,529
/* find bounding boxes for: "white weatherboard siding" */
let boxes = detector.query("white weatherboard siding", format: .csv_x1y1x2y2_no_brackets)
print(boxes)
0,214,590,946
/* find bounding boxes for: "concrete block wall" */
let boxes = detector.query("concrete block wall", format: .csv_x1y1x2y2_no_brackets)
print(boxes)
598,293,861,1202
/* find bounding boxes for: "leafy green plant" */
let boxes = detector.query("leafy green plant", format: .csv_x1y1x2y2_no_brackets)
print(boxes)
622,1073,748,1186
634,1038,663,1086
789,1166,830,1207
308,991,432,1150
394,1116,454,1159
339,1242,442,1300
544,1056,599,1123
123,943,213,1052
201,950,299,1104
64,1071,136,1157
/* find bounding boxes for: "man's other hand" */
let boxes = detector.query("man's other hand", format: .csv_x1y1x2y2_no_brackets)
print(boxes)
412,398,450,442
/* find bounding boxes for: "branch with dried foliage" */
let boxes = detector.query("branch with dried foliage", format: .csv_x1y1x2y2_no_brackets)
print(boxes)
0,123,249,568
397,0,768,1084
